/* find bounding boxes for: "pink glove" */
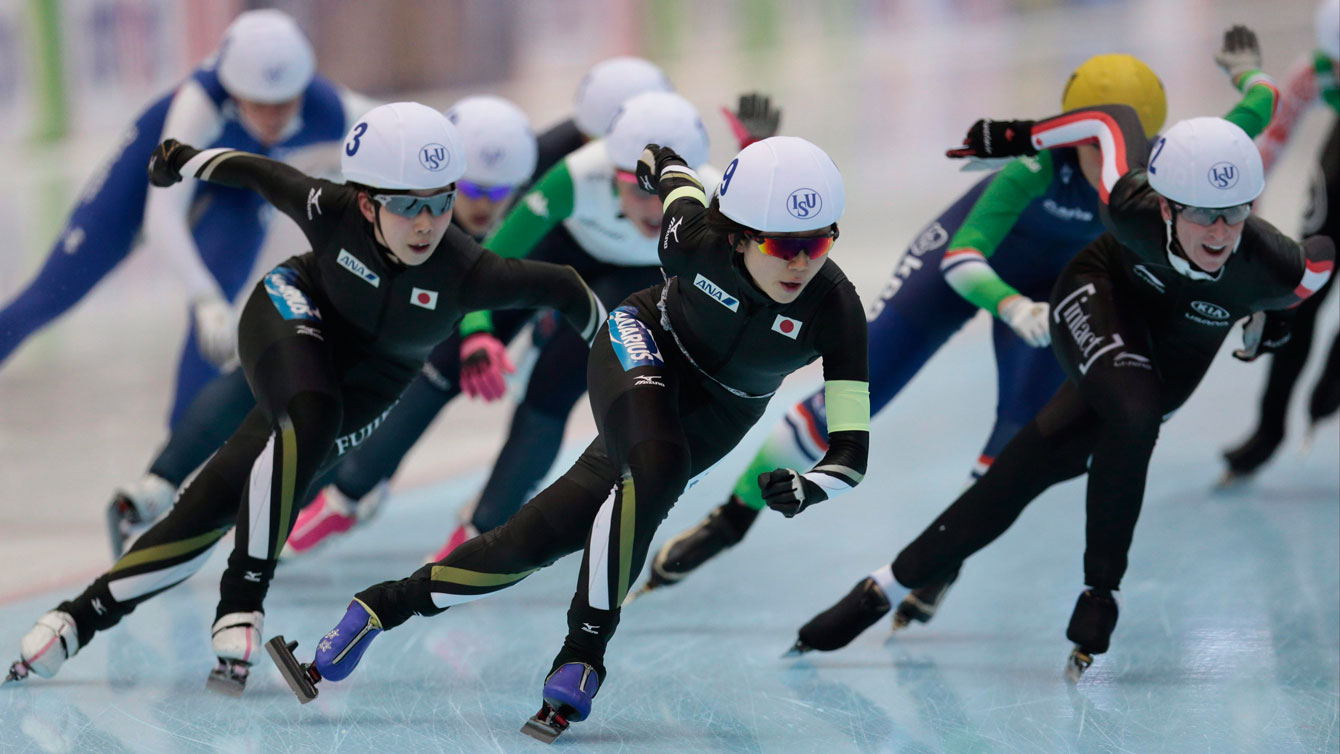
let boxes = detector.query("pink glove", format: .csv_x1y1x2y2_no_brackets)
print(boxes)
459,333,515,401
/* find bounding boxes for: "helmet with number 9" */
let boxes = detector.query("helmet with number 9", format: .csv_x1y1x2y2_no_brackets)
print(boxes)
716,136,844,233
605,91,710,171
1062,54,1167,139
341,102,468,190
1147,117,1264,208
574,57,673,139
217,10,316,104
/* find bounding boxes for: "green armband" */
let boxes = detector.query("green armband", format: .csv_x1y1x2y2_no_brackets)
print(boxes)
459,310,493,337
824,380,870,433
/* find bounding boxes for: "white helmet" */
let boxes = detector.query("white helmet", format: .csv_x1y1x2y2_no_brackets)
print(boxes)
716,136,845,232
605,92,710,171
1147,117,1264,208
445,96,538,187
341,102,467,190
217,10,315,104
574,56,673,138
1318,0,1340,60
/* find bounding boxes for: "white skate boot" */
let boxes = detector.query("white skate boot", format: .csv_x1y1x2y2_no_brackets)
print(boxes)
5,611,80,684
106,474,176,559
206,611,263,696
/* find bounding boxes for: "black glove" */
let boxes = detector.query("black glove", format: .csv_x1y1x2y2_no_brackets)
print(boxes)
1233,311,1293,362
147,139,199,187
1215,25,1262,84
946,119,1037,160
759,468,828,518
722,92,781,149
634,143,684,195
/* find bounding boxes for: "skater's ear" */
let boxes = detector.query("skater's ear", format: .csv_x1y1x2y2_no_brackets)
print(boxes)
357,192,378,224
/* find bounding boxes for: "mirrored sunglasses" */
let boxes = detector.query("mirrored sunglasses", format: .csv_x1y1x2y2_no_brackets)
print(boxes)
458,180,515,202
373,189,457,218
751,228,839,262
1172,201,1252,226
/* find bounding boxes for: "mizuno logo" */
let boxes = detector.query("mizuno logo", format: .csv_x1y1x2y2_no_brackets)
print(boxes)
664,216,682,248
307,187,322,220
581,623,600,634
634,375,665,387
337,250,380,287
693,274,739,311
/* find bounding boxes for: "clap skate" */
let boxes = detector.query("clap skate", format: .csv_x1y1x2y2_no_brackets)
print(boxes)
890,568,959,632
265,636,321,703
268,599,382,704
5,611,80,686
1063,588,1118,682
521,662,601,744
786,576,892,657
206,611,263,696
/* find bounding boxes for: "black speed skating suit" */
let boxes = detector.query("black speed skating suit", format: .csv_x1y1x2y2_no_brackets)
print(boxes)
354,154,871,680
53,146,603,649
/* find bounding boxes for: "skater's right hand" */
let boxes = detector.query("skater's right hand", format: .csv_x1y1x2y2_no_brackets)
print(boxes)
1214,25,1262,86
460,333,515,401
148,139,198,187
759,468,828,518
1233,311,1292,362
635,143,683,195
192,295,237,367
998,295,1051,348
946,119,1037,160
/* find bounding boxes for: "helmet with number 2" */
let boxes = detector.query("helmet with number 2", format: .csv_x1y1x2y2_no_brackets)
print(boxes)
1147,117,1264,208
341,102,468,190
716,136,844,233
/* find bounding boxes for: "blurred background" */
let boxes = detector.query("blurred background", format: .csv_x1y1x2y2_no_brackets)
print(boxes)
0,0,1332,596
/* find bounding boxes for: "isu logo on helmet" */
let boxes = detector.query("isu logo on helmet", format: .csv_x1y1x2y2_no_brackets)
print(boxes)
787,188,821,219
1207,162,1238,190
419,144,449,171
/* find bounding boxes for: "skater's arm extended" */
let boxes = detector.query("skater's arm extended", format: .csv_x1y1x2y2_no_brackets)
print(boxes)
941,155,1054,316
150,140,344,250
457,160,578,337
458,249,604,344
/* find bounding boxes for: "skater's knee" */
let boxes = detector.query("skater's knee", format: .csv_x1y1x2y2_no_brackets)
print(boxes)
625,439,691,511
285,391,343,452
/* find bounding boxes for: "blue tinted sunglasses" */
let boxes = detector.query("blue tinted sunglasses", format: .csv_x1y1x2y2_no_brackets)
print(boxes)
458,180,515,202
373,189,457,218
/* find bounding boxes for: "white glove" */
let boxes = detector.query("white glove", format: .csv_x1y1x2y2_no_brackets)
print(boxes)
999,296,1051,348
192,295,237,367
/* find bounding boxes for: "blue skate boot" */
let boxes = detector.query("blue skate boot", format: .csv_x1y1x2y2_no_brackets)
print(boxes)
520,662,601,744
266,599,382,704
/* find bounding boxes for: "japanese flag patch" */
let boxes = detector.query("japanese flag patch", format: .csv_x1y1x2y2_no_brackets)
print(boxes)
771,314,802,339
410,288,438,310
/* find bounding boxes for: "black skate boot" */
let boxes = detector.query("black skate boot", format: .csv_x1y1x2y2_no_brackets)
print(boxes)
521,662,601,744
786,577,892,656
1064,588,1118,682
890,568,960,632
1218,427,1284,489
626,497,756,604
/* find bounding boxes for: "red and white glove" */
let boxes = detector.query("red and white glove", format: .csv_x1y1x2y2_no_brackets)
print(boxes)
998,295,1051,348
459,333,515,401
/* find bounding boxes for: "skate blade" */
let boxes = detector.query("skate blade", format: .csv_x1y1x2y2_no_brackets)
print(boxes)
520,708,566,744
781,640,813,658
1299,428,1316,457
621,582,658,606
3,660,31,685
265,636,318,704
205,669,247,697
1064,648,1093,683
1213,469,1253,493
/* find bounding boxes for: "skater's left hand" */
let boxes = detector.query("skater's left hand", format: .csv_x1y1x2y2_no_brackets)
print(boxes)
722,92,781,149
759,468,827,518
1215,25,1262,86
946,119,1038,160
1233,311,1292,362
635,143,683,195
460,333,515,401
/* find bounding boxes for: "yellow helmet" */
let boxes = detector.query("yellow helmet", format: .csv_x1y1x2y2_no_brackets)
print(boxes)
1062,54,1167,139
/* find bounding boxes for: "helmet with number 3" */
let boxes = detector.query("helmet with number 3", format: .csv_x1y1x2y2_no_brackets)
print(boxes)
715,136,844,233
341,102,468,190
